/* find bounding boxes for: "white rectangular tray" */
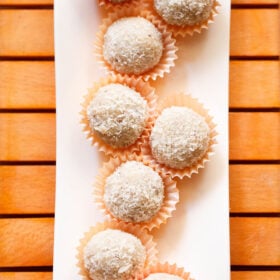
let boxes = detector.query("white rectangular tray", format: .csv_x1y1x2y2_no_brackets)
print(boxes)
54,1,231,279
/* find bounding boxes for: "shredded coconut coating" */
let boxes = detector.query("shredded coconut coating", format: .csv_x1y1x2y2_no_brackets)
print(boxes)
87,83,147,148
103,17,163,75
151,106,210,169
83,229,146,280
145,273,184,280
104,161,164,223
154,0,213,26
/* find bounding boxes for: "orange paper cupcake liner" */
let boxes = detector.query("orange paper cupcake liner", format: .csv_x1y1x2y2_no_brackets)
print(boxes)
80,74,157,158
142,0,220,37
95,6,178,81
98,0,139,10
94,153,179,231
135,262,193,280
76,220,159,280
141,93,217,179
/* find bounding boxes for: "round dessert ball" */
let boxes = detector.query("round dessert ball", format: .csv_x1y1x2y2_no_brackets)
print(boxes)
83,229,146,280
87,83,147,148
104,161,164,223
103,17,163,75
150,106,210,169
154,0,213,26
145,273,184,280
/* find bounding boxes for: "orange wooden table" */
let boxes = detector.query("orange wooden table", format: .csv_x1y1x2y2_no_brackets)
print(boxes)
0,0,279,279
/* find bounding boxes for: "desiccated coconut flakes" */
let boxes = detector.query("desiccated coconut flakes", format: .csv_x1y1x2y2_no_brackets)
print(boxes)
83,229,146,280
104,161,164,223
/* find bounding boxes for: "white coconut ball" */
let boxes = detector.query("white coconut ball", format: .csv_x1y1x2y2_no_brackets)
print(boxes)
103,17,163,75
104,161,164,223
154,0,213,26
145,273,184,280
87,83,147,148
83,229,146,280
150,106,210,169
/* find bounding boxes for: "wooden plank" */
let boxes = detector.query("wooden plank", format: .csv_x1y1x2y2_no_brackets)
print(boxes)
0,113,55,161
231,272,280,280
0,0,277,5
230,9,279,56
1,272,280,280
0,218,279,267
0,218,54,267
0,166,55,214
0,10,54,57
231,217,280,265
232,0,279,4
0,0,277,6
0,61,278,109
230,61,280,108
0,0,52,4
0,272,52,280
1,165,279,214
230,113,280,160
230,165,280,213
0,10,279,57
0,113,279,161
0,62,55,109
3,0,275,5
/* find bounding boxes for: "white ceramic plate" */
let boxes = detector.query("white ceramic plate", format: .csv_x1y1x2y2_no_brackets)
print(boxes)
54,1,231,279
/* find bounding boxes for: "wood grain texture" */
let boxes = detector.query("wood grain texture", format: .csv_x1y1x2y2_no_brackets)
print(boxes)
1,61,279,109
230,61,280,108
0,0,52,4
1,218,279,267
1,113,279,161
1,165,279,214
231,271,280,280
232,0,279,4
0,10,54,57
2,61,279,109
230,9,279,56
0,166,55,214
0,10,279,57
0,0,277,5
230,165,280,213
0,218,54,266
0,62,55,109
230,217,280,265
0,272,52,280
230,113,280,160
0,113,55,161
1,272,280,280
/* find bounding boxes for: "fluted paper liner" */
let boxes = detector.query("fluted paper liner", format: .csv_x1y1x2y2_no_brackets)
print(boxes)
80,75,157,158
77,220,159,280
95,7,178,81
141,93,217,179
94,153,179,231
142,0,220,37
135,262,193,280
98,0,139,11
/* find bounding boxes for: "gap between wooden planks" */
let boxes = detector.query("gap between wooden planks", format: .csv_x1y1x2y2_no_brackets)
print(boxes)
0,61,279,109
0,165,279,214
0,9,279,57
0,218,279,267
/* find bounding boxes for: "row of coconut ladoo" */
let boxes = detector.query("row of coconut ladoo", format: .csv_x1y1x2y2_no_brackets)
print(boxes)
77,1,219,279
